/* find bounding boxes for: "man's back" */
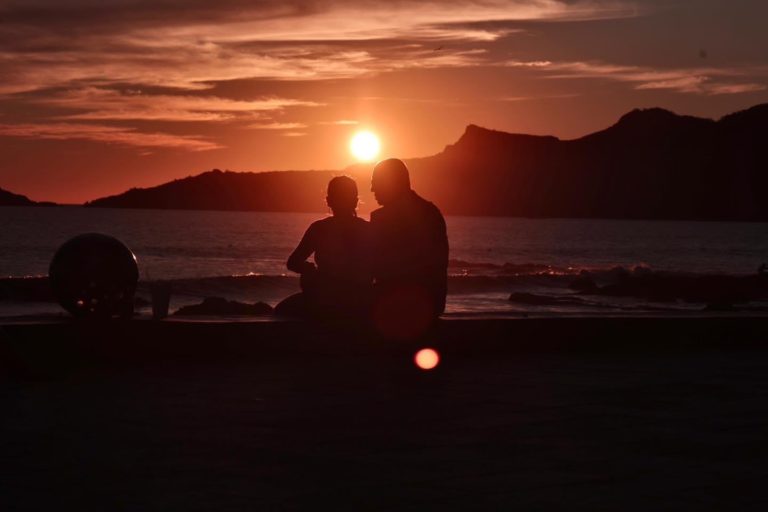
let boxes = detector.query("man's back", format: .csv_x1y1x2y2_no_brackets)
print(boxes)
297,215,372,286
370,190,448,314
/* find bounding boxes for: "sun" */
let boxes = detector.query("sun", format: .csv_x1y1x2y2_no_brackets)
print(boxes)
349,130,381,162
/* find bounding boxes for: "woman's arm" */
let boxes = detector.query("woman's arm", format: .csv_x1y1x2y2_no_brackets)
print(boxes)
287,225,317,274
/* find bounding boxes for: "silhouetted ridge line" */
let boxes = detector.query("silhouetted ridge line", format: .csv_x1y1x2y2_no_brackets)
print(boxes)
0,187,34,206
0,187,56,207
85,169,340,212
85,103,768,221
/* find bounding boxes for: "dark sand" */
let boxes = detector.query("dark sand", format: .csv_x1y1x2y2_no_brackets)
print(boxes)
2,318,768,510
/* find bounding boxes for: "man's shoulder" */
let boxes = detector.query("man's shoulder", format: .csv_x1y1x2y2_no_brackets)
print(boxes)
412,192,445,220
307,216,333,233
310,217,332,227
370,207,385,221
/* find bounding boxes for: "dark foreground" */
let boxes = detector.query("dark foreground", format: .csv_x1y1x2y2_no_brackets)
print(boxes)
2,318,768,510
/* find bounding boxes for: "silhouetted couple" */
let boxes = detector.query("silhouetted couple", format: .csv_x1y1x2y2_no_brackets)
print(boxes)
278,158,448,339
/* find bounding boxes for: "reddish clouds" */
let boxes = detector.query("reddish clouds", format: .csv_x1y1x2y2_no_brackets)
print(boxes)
0,0,766,203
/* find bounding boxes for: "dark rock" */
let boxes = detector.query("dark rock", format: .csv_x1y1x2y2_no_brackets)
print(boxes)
582,273,768,304
569,272,598,293
174,297,273,316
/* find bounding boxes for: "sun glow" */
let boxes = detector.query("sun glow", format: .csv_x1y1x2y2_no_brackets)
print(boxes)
349,130,381,162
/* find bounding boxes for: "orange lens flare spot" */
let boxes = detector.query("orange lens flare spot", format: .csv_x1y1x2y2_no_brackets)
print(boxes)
414,348,440,371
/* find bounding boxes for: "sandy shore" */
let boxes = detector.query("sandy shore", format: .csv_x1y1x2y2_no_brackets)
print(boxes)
2,318,768,510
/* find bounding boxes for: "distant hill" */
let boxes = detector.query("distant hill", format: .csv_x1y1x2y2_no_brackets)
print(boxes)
0,187,36,206
85,170,343,213
86,104,768,221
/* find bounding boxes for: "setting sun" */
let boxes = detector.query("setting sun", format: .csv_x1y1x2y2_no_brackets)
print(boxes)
349,131,381,162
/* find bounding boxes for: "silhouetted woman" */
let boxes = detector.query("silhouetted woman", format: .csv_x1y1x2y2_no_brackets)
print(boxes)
279,176,372,322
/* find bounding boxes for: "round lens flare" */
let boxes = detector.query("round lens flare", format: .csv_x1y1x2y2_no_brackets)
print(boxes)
349,131,381,162
414,348,440,371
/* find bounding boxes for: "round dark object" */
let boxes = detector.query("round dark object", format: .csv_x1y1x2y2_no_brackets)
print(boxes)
49,233,139,318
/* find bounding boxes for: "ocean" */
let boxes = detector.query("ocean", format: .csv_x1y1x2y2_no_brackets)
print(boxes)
2,206,767,318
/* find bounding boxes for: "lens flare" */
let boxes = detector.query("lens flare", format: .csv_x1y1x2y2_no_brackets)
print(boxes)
349,130,381,161
414,348,440,371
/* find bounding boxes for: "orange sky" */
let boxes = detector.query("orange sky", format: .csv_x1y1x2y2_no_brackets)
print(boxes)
1,0,767,203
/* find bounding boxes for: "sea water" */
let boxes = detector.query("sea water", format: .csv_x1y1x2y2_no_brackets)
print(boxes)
2,206,767,318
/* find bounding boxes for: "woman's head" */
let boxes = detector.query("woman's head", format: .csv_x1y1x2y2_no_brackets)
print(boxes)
326,176,358,215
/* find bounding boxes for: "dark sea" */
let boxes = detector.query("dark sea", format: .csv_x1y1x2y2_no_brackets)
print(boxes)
2,206,767,319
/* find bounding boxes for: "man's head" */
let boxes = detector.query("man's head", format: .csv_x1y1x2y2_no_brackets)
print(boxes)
371,158,411,206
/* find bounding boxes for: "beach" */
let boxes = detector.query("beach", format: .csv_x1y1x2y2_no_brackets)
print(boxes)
2,317,768,510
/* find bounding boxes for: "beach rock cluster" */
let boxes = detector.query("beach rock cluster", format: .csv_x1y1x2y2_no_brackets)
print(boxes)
173,296,273,316
570,267,768,307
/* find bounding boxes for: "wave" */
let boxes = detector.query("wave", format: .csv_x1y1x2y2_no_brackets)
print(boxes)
449,259,578,276
4,265,766,304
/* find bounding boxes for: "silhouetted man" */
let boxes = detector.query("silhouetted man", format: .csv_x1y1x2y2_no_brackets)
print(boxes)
369,158,448,339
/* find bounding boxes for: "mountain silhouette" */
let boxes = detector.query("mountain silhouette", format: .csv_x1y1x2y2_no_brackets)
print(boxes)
84,104,768,220
0,187,37,206
85,170,341,212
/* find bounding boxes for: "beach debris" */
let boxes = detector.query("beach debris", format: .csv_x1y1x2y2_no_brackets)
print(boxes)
149,281,172,320
173,296,273,316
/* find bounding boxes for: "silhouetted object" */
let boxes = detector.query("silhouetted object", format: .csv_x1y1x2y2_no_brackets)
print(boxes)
150,281,172,319
174,297,272,316
283,176,372,324
759,263,767,276
49,233,139,318
370,158,448,339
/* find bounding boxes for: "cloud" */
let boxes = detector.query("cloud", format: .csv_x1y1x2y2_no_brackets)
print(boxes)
246,122,309,130
704,83,767,95
0,1,640,94
0,123,222,151
498,93,580,101
505,59,768,95
319,120,359,125
39,87,321,122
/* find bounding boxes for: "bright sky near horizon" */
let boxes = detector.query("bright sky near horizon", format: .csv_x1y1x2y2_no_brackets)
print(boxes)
1,0,767,203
